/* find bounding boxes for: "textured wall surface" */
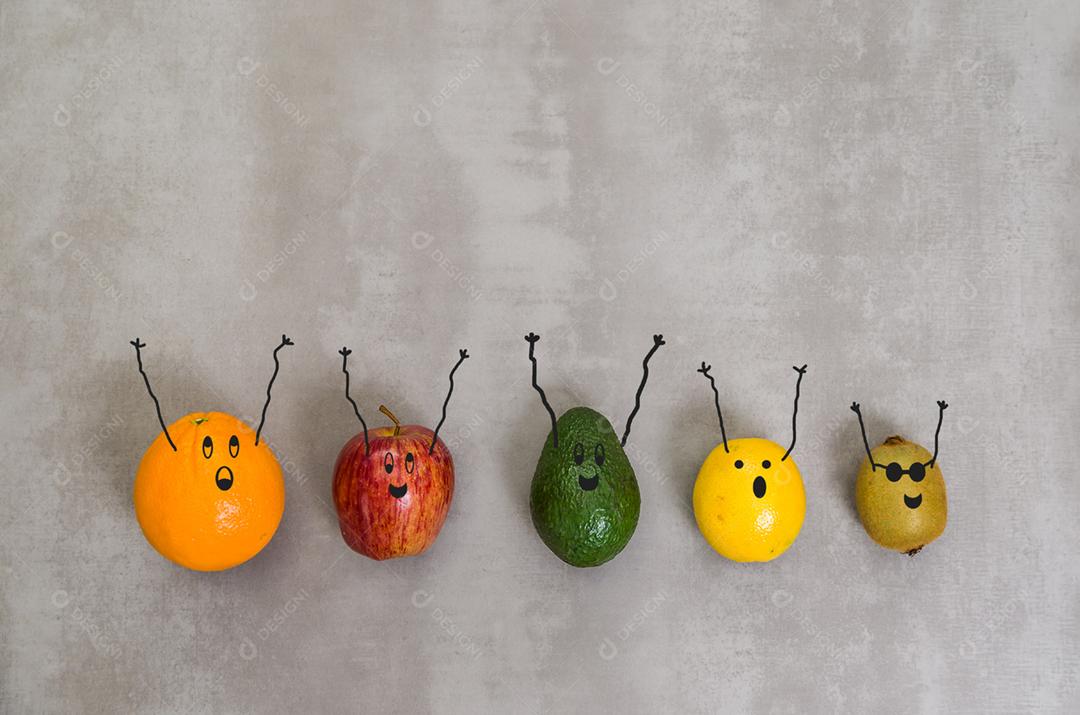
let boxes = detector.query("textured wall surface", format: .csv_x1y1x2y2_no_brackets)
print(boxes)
2,1,1078,712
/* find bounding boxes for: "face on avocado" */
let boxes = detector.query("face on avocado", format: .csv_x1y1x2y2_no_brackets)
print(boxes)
530,408,641,567
524,333,664,568
570,440,603,491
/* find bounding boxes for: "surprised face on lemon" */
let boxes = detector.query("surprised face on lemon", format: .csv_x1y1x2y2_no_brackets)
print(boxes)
691,363,808,563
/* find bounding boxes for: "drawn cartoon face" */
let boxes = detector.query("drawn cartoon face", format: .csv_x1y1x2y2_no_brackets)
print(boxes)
533,408,636,503
129,335,292,571
188,414,282,496
529,407,642,568
849,401,949,553
885,461,926,508
333,423,454,511
200,425,239,491
861,451,946,512
331,424,456,560
691,362,809,563
522,333,663,567
383,448,415,499
570,440,606,491
856,437,947,522
331,347,469,561
693,438,806,562
133,412,286,571
850,400,949,513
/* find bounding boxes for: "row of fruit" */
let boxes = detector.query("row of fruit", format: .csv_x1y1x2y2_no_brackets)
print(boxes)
129,333,948,572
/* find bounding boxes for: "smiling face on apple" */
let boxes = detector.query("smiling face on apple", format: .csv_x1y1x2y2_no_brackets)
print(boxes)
331,347,469,561
332,423,454,560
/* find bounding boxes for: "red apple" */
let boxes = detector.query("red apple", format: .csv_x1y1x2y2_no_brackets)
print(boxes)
332,407,454,560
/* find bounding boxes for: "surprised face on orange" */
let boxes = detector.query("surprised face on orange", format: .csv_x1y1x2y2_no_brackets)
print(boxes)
134,412,285,571
129,336,292,571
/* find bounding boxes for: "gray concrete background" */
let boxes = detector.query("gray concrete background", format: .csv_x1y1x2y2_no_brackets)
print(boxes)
1,1,1078,712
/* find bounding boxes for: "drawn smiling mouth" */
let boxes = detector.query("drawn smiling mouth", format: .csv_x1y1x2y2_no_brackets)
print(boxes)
388,483,408,499
904,493,922,509
578,473,599,491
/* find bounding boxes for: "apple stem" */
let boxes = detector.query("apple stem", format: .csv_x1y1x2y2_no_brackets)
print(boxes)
379,405,401,436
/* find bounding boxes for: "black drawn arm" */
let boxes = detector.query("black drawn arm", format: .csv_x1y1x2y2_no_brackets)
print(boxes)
928,400,948,467
697,362,728,453
621,334,665,447
850,401,879,470
781,364,807,462
130,338,176,451
525,332,559,448
430,349,470,454
339,347,369,455
255,334,293,446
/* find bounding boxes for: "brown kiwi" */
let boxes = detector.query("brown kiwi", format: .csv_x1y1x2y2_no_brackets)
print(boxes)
855,436,947,554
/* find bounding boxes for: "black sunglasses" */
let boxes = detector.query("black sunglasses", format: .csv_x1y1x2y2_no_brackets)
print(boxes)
884,461,925,483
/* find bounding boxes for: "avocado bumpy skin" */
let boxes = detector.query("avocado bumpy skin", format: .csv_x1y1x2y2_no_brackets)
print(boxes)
530,407,641,567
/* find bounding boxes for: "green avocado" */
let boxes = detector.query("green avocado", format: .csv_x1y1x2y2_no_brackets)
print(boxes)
530,406,641,567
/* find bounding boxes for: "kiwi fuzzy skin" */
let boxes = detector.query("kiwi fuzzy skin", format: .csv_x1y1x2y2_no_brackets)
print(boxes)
855,436,947,554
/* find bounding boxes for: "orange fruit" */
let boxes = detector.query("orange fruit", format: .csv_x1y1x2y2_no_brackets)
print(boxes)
133,412,285,571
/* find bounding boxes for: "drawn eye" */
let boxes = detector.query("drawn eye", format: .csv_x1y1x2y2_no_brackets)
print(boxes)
762,460,771,469
384,452,394,474
594,444,605,466
734,460,744,469
229,435,239,458
572,442,585,466
909,462,926,482
405,452,415,474
886,462,903,482
202,436,213,459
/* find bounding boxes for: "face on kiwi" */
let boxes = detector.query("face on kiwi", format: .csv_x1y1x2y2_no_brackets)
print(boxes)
855,436,947,554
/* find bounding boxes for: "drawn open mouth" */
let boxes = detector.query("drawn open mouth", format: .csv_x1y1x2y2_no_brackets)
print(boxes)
215,465,233,491
388,483,408,499
904,493,922,509
578,474,599,491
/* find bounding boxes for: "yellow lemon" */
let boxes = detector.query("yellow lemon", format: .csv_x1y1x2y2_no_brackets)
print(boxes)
692,438,805,562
